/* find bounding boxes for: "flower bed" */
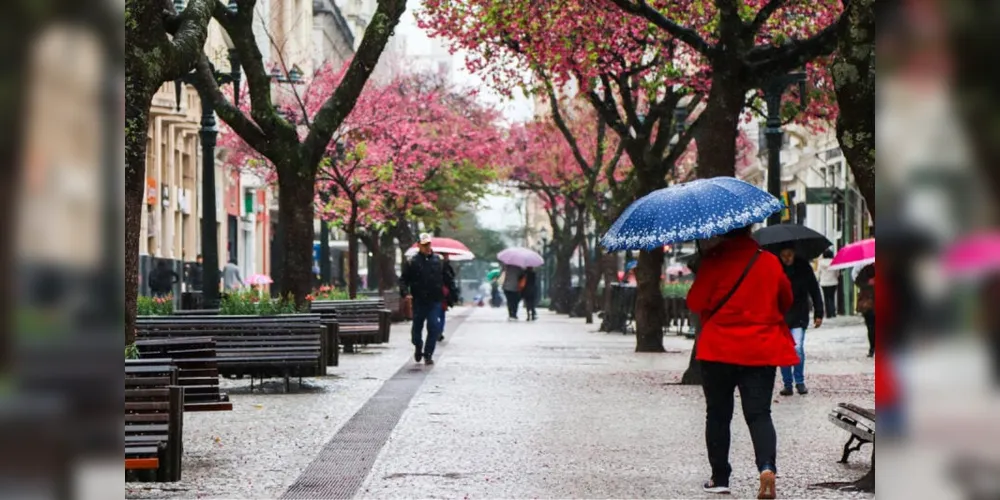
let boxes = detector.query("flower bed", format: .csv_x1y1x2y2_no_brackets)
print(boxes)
138,295,174,316
219,290,308,315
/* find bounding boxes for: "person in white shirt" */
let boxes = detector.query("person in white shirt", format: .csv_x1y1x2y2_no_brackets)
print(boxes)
816,249,840,318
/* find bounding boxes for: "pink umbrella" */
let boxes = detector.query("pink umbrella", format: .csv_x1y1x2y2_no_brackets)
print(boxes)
404,237,475,261
497,247,544,268
943,232,1000,278
246,274,273,286
829,238,875,271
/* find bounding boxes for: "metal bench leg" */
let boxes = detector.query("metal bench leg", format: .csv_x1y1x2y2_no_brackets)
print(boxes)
840,435,867,464
285,375,290,393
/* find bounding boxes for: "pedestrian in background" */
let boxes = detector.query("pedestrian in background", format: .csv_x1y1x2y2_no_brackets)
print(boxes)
502,264,525,320
816,249,839,318
401,233,445,365
777,244,824,396
149,260,179,297
222,259,244,292
522,267,538,321
854,263,875,357
687,225,796,499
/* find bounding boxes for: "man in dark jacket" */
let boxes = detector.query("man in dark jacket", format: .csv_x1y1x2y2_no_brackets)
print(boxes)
401,234,445,365
777,246,824,396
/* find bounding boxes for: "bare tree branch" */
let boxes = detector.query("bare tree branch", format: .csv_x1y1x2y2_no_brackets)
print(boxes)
192,55,271,155
303,0,407,172
750,0,788,33
606,0,714,57
161,0,214,81
544,81,594,178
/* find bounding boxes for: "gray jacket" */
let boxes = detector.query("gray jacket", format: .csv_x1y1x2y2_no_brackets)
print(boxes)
222,263,244,291
502,265,524,292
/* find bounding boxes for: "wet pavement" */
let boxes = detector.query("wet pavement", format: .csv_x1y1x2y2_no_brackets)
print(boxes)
355,307,874,500
127,306,875,499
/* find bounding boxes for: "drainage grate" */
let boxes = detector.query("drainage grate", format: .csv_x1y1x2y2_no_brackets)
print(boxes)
281,311,471,499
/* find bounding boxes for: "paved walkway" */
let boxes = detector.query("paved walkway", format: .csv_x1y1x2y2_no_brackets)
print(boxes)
127,307,875,499
352,308,874,500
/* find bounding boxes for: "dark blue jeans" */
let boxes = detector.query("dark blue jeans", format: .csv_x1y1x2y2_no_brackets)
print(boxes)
412,300,443,357
438,302,447,334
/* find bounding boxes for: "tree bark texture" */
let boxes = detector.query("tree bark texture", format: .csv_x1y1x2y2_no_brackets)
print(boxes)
696,74,747,179
551,251,574,315
276,168,316,304
634,247,666,353
125,0,214,345
377,231,397,293
347,227,359,299
599,252,619,332
832,0,876,216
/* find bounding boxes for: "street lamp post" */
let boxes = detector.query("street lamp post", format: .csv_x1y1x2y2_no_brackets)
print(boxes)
318,141,346,286
762,72,807,227
173,8,241,309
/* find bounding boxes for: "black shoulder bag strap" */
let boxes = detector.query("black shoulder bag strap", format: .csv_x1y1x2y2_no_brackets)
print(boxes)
704,249,763,323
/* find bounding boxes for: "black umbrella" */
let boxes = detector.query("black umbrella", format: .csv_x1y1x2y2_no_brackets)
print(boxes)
753,224,833,260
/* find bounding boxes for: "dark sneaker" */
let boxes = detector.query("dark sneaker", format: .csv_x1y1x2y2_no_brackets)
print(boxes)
439,334,445,341
868,351,874,358
414,347,423,363
796,384,809,395
779,387,794,396
758,470,776,499
424,356,435,366
703,480,731,495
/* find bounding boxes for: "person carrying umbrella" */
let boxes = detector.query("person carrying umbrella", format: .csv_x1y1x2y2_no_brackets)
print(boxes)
400,233,445,365
501,264,525,320
775,243,824,396
438,254,459,340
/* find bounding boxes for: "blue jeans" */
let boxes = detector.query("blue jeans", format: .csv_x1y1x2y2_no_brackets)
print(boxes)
412,300,443,357
781,328,806,387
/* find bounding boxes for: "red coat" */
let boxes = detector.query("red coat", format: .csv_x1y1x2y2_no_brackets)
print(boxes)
874,261,898,406
687,235,799,367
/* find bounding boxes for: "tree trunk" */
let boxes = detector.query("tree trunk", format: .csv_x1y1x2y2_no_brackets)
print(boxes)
583,243,603,325
367,233,381,291
634,247,666,353
599,252,618,332
347,225,359,299
551,250,574,314
277,168,316,306
125,87,154,346
832,0,876,215
377,231,397,293
696,74,747,179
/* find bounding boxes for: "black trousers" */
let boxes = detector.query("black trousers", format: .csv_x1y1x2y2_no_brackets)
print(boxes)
822,285,838,318
701,362,778,485
523,293,537,319
504,291,521,318
864,310,875,355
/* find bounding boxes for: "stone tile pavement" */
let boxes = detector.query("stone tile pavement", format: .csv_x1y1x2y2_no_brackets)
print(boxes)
126,306,875,499
357,307,875,500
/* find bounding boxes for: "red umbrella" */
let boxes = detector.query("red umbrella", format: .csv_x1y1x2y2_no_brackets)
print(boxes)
405,237,475,261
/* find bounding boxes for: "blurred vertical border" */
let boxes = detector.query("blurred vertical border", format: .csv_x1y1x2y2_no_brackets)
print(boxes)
1,0,122,499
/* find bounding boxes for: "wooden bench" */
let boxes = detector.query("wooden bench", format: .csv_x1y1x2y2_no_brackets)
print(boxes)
311,299,391,353
134,337,233,412
125,359,184,482
136,315,326,391
828,403,875,464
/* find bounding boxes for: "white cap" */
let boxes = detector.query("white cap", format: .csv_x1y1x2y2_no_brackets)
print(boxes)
419,233,433,245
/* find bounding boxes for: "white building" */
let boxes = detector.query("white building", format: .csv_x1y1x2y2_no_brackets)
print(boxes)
741,124,872,249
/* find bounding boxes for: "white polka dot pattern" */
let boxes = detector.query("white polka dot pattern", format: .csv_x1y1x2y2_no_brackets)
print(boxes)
600,177,784,251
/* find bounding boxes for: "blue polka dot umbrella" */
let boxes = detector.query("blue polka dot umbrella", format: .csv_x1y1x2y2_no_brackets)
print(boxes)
601,177,784,252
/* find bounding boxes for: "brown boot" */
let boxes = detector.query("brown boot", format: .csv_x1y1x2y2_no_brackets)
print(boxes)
758,470,776,499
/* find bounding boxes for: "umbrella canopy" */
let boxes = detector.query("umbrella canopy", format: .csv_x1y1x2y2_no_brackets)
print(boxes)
601,177,784,251
753,224,833,260
497,247,544,268
404,237,475,261
943,232,1000,279
829,238,875,270
246,274,273,286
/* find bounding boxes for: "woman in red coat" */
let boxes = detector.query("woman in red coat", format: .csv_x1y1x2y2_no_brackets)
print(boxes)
686,226,798,499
